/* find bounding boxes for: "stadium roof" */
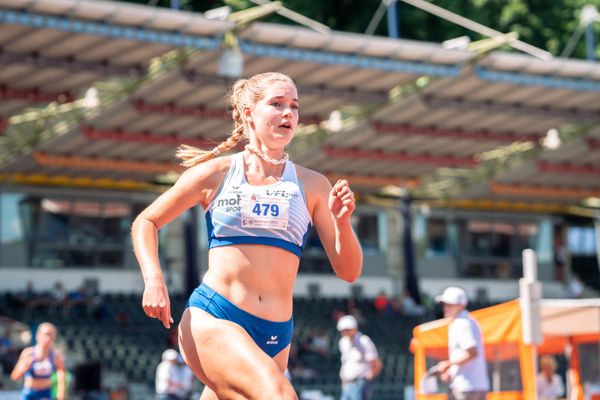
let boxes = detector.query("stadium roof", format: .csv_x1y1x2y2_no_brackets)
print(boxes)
1,0,599,210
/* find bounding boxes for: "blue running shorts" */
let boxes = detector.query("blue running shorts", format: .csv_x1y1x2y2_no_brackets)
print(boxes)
22,388,51,400
186,283,293,358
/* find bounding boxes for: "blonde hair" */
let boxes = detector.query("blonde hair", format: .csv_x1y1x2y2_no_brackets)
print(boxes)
176,72,296,167
36,322,57,342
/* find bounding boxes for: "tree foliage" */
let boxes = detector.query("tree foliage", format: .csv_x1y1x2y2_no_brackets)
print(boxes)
120,0,600,59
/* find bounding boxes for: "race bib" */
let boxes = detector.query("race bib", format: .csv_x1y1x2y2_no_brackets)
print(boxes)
241,194,289,230
33,359,52,376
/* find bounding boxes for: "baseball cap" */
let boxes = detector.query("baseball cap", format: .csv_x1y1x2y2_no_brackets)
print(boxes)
162,349,178,362
435,287,468,306
336,315,358,331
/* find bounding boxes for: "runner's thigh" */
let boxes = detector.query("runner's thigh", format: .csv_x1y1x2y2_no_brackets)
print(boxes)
178,307,294,400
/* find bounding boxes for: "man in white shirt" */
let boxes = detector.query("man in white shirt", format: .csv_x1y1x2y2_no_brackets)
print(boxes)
537,355,564,400
156,349,192,400
435,287,489,400
174,354,195,400
337,315,382,400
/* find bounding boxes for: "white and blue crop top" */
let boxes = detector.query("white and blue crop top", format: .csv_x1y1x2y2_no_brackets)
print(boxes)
205,152,312,258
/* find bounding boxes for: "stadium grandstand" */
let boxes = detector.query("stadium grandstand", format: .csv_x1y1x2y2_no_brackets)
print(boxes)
0,0,599,399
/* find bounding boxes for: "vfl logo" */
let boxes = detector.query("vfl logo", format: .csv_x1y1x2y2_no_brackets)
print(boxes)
266,335,279,345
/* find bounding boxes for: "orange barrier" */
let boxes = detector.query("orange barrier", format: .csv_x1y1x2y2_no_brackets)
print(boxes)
411,300,600,400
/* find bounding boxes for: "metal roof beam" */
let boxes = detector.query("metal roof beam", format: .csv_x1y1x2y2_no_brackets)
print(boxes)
399,0,552,60
82,125,223,148
0,172,161,191
587,137,600,150
0,84,73,104
0,49,145,76
0,9,221,50
33,151,183,174
371,121,543,143
476,66,600,92
131,99,229,120
239,40,460,76
422,94,600,122
539,161,600,175
0,9,462,77
323,145,479,167
324,172,420,189
491,181,600,199
426,198,569,214
132,99,323,126
181,70,389,103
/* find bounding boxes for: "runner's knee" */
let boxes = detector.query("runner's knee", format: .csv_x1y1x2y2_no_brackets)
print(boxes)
258,374,298,400
213,372,297,400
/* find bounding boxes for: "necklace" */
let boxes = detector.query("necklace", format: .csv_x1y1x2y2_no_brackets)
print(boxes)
245,145,289,165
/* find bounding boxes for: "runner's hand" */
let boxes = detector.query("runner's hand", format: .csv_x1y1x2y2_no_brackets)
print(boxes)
142,277,173,329
328,179,355,222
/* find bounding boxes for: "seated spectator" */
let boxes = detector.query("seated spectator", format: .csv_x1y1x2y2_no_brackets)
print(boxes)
331,308,345,323
14,281,41,309
49,281,69,315
537,355,564,400
109,385,129,400
90,291,111,321
289,360,317,380
345,297,367,326
0,324,13,376
389,295,404,315
566,274,584,299
373,290,392,314
66,285,92,317
401,290,425,316
308,328,332,359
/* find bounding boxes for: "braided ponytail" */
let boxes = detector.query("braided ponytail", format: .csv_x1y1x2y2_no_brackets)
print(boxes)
176,72,294,167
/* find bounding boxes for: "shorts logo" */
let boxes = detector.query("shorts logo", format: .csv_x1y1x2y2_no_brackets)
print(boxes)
266,335,279,345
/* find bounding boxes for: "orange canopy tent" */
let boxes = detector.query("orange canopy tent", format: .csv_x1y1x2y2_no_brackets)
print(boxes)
411,299,600,400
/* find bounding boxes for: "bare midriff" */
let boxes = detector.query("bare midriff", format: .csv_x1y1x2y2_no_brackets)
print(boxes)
202,244,299,322
24,376,52,390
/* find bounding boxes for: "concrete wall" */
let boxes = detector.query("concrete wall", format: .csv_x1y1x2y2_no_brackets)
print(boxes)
0,268,566,301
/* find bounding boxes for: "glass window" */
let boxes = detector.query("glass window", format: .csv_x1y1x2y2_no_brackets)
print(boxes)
578,342,600,392
568,227,597,256
425,218,447,257
492,223,514,257
0,192,27,266
1,192,140,269
536,220,553,263
460,218,542,279
298,210,383,273
39,199,70,242
299,229,332,274
487,343,522,392
514,223,538,254
102,202,131,244
69,200,103,246
353,213,379,251
467,220,494,257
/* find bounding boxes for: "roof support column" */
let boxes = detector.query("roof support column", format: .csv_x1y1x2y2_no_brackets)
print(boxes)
402,197,421,304
387,0,399,38
183,207,200,296
586,22,596,61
